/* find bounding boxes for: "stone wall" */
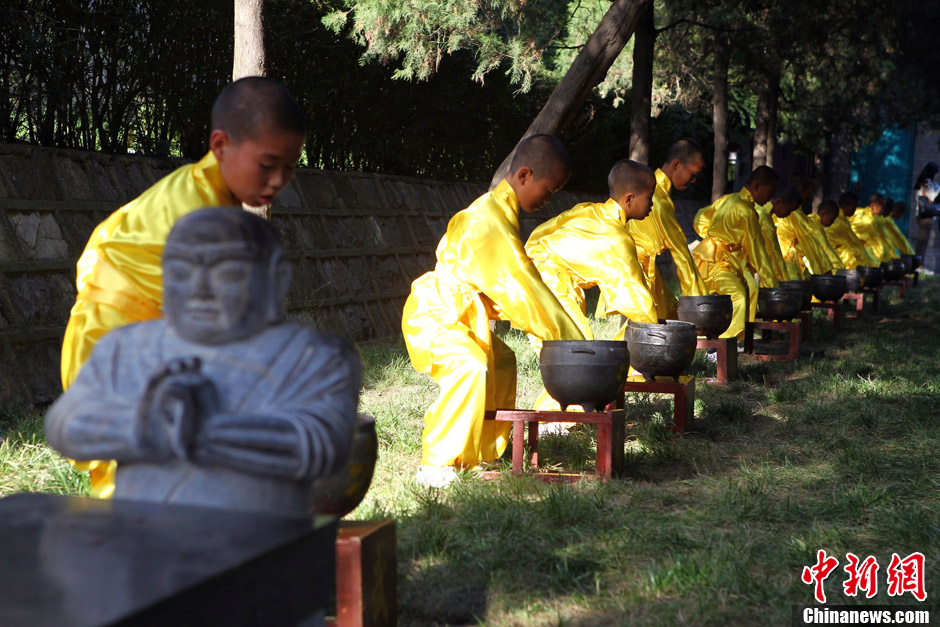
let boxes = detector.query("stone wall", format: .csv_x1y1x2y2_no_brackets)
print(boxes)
0,143,600,407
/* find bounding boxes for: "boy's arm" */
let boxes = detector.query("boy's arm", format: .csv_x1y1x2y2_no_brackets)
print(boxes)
457,215,585,342
741,208,779,287
542,223,657,324
649,204,707,296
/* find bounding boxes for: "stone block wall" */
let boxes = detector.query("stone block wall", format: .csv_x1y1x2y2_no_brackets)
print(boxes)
0,143,599,407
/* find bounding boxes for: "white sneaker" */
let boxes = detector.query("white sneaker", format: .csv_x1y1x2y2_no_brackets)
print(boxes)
416,465,458,488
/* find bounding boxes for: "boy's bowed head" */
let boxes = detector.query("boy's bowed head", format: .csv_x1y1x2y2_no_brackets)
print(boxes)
209,76,307,208
507,134,572,213
609,159,656,220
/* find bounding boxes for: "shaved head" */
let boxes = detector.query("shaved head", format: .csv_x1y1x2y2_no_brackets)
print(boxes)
818,200,839,217
663,138,705,168
773,184,801,206
510,134,572,180
747,165,779,187
608,159,655,199
211,76,306,143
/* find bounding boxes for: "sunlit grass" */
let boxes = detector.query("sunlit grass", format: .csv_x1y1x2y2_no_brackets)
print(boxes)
4,278,940,624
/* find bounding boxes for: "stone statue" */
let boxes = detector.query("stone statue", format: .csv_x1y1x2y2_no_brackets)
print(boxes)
45,207,362,518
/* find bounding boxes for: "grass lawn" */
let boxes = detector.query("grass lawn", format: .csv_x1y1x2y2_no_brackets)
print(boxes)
3,279,939,625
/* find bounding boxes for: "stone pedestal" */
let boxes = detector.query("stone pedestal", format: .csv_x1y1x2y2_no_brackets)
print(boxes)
0,493,335,627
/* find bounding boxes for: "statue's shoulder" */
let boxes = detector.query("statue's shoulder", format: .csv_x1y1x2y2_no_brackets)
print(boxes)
265,323,358,358
94,319,168,353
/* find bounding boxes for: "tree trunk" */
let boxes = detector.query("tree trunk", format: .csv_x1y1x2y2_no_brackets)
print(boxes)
711,34,730,201
629,2,655,164
823,131,852,199
765,73,778,168
233,0,266,80
752,72,770,168
489,0,652,188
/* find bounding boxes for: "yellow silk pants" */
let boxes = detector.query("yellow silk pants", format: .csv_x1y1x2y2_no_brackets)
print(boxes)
710,268,756,340
421,329,515,468
60,299,129,498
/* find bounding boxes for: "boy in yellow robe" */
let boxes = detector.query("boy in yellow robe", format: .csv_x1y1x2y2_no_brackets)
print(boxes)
60,77,307,496
692,166,780,340
526,159,658,343
629,139,708,319
884,202,916,255
850,193,901,262
774,175,841,277
755,185,802,282
401,135,584,488
816,199,875,269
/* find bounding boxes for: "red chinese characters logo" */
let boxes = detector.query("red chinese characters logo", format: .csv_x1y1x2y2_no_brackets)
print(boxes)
802,551,927,603
802,550,840,603
886,552,926,602
843,553,879,598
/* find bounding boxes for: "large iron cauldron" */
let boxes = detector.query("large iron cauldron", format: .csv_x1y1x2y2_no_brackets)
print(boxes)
780,280,812,311
810,274,847,302
757,287,803,321
859,266,883,288
540,340,629,412
835,268,865,293
882,259,905,281
626,320,697,382
677,294,733,339
309,414,378,517
899,254,915,274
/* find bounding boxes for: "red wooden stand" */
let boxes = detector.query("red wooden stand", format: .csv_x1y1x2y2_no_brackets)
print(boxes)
483,406,625,481
696,337,737,384
798,310,812,341
810,301,844,330
330,519,397,627
863,287,880,313
911,271,919,288
842,293,863,320
882,280,905,298
744,320,801,361
622,375,695,433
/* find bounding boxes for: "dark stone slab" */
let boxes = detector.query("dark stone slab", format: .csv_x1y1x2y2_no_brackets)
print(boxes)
0,493,335,627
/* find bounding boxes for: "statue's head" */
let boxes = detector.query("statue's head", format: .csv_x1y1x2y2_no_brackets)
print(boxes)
163,207,291,344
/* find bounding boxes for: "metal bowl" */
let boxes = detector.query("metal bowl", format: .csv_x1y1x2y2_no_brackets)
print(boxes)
780,280,812,311
626,320,697,381
757,287,803,321
859,266,883,289
835,268,865,293
810,274,848,302
676,294,733,339
540,340,629,412
882,259,905,281
899,254,915,274
309,414,378,517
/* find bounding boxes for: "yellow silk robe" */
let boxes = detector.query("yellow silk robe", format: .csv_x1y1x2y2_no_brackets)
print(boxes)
628,169,707,319
817,213,876,269
526,198,658,341
401,180,583,468
693,201,718,238
883,217,915,255
60,151,237,497
755,203,798,281
849,207,900,262
774,211,829,277
692,188,779,339
801,211,845,273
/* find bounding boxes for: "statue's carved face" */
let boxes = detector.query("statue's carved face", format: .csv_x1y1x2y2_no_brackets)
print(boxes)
163,243,269,344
